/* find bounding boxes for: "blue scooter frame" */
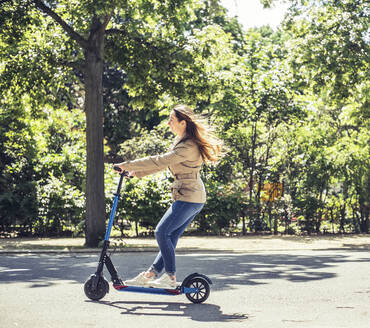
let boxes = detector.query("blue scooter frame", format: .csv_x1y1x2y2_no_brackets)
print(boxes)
84,167,212,304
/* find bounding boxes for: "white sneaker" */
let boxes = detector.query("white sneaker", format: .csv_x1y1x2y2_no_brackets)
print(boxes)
124,272,154,287
150,274,177,289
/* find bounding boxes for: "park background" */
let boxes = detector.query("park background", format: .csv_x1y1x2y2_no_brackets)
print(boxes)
0,0,369,247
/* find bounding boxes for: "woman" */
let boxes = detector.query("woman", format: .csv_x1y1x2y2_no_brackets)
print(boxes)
114,104,222,288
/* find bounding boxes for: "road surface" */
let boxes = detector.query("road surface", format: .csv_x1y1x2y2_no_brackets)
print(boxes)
1,249,369,327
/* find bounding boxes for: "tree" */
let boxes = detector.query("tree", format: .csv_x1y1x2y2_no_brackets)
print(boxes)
213,26,303,233
283,0,369,104
280,0,369,233
1,0,229,246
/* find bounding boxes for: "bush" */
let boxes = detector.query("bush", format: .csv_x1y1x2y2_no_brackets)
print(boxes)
193,167,242,235
35,175,85,236
105,168,172,237
0,99,39,235
0,96,87,236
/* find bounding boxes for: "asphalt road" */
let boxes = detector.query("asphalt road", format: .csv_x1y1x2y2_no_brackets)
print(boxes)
1,249,369,328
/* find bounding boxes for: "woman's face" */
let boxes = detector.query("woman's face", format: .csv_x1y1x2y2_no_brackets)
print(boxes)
168,111,186,136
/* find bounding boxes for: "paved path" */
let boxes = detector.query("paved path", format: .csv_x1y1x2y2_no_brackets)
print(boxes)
1,248,370,327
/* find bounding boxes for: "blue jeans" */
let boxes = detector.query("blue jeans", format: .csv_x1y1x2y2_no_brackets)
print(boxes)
150,201,204,275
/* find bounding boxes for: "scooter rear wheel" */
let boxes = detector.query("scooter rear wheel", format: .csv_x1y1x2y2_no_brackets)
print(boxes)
84,275,109,301
185,277,210,304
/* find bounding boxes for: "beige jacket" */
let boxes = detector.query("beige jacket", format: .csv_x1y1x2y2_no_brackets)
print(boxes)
120,138,206,203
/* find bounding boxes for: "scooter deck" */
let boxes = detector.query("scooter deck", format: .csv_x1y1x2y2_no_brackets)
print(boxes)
113,284,198,296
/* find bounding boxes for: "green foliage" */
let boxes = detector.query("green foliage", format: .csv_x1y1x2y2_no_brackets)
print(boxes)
0,87,86,236
194,165,244,234
0,0,368,238
118,121,173,161
285,0,369,104
0,94,38,234
104,168,172,237
0,1,77,109
32,106,86,236
35,175,85,236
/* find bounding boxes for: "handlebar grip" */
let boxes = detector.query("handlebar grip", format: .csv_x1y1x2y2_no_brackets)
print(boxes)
113,165,133,178
113,165,123,173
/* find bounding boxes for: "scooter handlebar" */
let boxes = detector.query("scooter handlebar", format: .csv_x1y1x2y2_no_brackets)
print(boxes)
113,165,133,178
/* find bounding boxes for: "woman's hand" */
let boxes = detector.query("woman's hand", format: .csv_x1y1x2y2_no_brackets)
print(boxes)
113,164,136,178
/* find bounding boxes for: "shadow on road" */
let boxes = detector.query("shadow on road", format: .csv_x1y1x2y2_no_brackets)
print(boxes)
90,299,248,322
1,251,369,292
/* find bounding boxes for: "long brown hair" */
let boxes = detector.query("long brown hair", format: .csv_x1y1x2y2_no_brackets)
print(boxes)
173,104,223,163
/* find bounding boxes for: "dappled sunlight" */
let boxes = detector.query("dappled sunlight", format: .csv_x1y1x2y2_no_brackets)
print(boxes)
2,252,368,294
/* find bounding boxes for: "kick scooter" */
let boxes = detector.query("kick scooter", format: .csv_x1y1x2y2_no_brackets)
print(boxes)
84,167,212,304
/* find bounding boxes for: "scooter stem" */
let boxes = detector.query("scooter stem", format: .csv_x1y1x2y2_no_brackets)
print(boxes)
94,170,127,279
105,169,128,241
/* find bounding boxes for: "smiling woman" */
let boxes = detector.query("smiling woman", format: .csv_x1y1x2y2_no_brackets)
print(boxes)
114,104,222,289
167,110,186,136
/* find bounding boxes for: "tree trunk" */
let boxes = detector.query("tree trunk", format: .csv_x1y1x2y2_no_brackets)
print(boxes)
248,121,258,232
360,201,369,233
339,203,346,233
273,212,278,235
242,216,246,236
266,205,272,233
32,3,111,247
84,21,106,247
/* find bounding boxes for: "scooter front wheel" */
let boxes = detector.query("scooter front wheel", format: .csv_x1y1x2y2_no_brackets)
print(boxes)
185,277,210,304
84,275,109,301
